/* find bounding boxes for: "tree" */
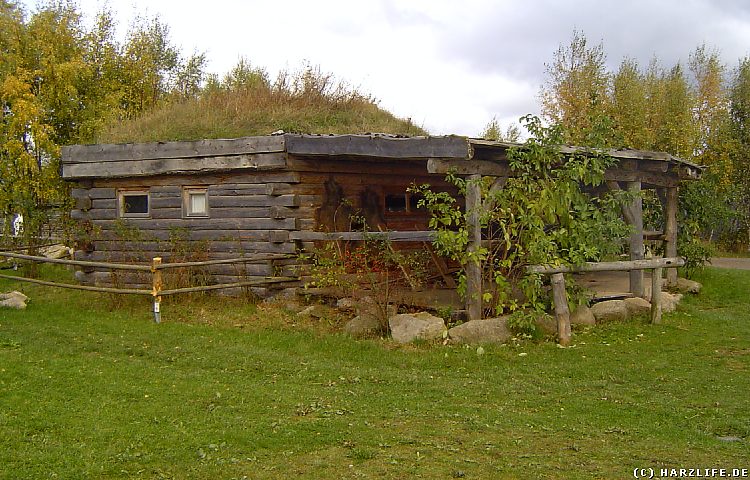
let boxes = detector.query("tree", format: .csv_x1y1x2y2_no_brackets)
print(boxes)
540,30,612,146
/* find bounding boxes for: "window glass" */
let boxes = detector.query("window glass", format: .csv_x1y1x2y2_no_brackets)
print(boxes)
120,192,149,217
184,187,209,217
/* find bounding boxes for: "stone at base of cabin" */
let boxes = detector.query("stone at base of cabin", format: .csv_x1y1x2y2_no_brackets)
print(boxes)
41,244,72,259
355,299,395,327
389,312,446,344
624,297,652,316
297,304,328,318
336,297,356,311
534,314,557,336
571,305,596,326
343,315,383,338
590,300,628,323
448,317,511,345
660,292,683,313
0,291,28,309
675,278,702,294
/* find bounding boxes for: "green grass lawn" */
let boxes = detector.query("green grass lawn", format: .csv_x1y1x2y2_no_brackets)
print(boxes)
1,266,748,479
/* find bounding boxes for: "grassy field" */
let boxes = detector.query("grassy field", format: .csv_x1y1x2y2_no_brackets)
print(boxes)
0,266,748,479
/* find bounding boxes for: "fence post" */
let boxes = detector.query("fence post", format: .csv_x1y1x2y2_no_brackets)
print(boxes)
550,272,571,346
151,257,163,323
651,266,663,324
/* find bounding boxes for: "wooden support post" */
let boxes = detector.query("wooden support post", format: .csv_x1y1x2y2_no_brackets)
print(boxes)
466,174,483,320
651,266,663,324
627,181,645,297
550,273,571,346
151,257,163,323
664,186,678,287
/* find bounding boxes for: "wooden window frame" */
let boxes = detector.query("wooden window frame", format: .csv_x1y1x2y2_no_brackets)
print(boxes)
118,189,150,218
182,187,209,218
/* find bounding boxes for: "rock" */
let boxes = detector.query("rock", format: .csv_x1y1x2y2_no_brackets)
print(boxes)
355,299,395,326
0,291,27,309
534,314,558,336
343,315,383,338
336,297,356,311
296,304,328,318
448,317,511,345
571,305,596,326
624,297,651,316
590,300,629,323
40,244,72,259
389,312,446,344
676,278,702,294
660,292,683,313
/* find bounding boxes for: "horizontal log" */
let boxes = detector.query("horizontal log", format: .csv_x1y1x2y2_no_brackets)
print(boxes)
159,277,298,296
427,158,510,176
71,187,115,200
94,171,302,188
209,183,294,196
208,194,300,208
155,253,293,270
288,230,436,241
62,135,285,163
94,217,299,231
0,251,152,271
0,273,152,295
526,257,685,274
63,152,287,179
285,134,470,159
92,229,292,243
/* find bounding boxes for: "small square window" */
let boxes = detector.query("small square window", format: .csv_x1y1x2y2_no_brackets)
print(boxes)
119,190,150,218
183,188,209,217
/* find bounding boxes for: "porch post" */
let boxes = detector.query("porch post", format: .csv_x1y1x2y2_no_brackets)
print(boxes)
466,174,482,320
664,186,678,286
627,180,645,297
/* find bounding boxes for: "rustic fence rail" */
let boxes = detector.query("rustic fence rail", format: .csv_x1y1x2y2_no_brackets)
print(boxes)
0,251,296,322
527,256,685,346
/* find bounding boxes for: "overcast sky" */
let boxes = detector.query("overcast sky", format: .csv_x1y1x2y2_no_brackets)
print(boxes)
22,0,750,136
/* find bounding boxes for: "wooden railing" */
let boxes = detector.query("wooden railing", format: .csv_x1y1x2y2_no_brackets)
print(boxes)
527,257,685,346
0,251,296,322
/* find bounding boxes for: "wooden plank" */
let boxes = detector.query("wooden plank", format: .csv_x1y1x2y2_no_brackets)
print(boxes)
285,134,470,159
551,272,571,346
427,158,510,176
63,152,287,179
651,266,663,324
71,187,116,199
465,174,483,320
62,136,285,163
289,157,432,177
526,257,685,274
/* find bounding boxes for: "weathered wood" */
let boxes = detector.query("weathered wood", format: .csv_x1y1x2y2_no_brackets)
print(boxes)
0,251,152,271
151,257,163,322
550,272,571,346
63,152,287,179
207,194,300,208
628,181,645,297
285,134,470,159
603,169,679,187
427,158,510,176
95,217,299,230
94,171,301,188
288,230,436,242
651,266,663,324
526,257,685,274
0,273,152,295
155,254,293,270
290,158,433,177
62,135,285,163
664,186,678,286
71,187,115,199
465,174,483,320
208,183,294,196
159,277,297,296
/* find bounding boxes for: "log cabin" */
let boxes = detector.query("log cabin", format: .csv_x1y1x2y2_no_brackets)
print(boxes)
61,133,703,306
